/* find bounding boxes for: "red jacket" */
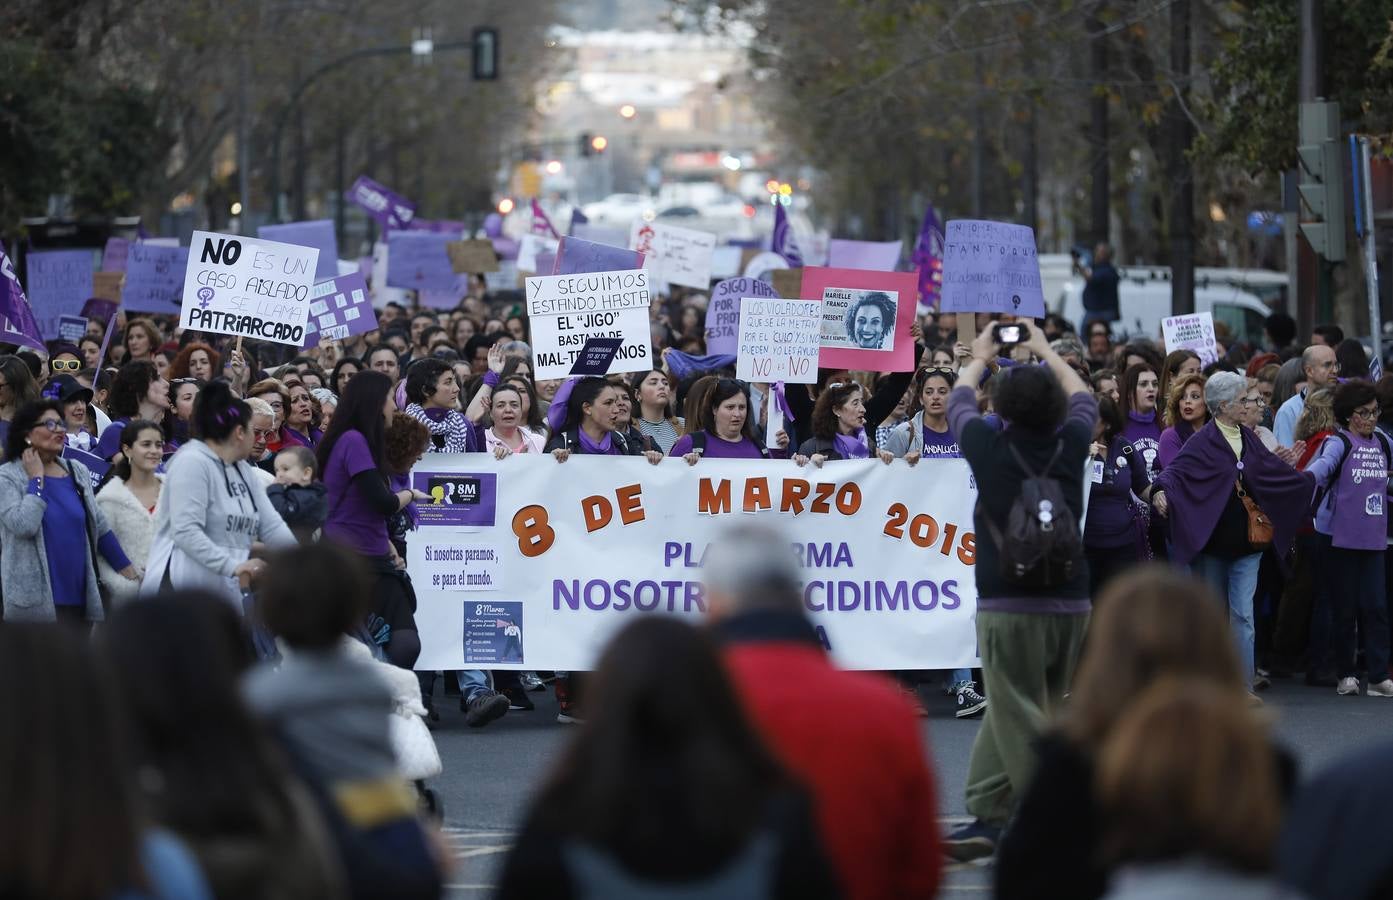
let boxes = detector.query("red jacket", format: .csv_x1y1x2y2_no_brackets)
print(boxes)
720,614,942,900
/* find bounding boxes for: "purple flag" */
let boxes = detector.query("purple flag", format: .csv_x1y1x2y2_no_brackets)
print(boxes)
772,202,804,267
553,236,644,276
911,203,944,309
345,175,416,229
0,246,48,353
531,199,561,240
258,220,339,280
303,272,374,348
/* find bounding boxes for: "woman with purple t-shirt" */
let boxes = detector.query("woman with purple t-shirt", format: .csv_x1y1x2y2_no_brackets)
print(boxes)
1085,395,1156,595
882,366,962,462
1118,363,1162,480
670,378,787,463
544,377,664,464
318,371,430,669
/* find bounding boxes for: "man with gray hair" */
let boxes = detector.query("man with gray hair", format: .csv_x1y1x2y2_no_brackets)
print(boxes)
1273,342,1339,446
704,524,943,900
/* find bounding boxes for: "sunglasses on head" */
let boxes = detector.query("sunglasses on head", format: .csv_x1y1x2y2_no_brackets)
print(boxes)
51,359,81,372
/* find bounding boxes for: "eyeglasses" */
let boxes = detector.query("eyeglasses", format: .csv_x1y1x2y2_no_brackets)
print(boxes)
252,427,275,439
1239,397,1267,408
1352,407,1379,421
51,360,80,372
34,419,66,433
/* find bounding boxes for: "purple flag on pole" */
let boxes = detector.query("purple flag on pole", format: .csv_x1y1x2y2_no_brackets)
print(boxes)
531,199,561,240
772,202,804,267
0,246,49,353
911,202,944,309
345,175,416,230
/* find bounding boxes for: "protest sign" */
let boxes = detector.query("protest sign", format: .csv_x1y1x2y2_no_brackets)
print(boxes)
705,276,781,356
258,220,339,280
179,231,319,346
569,337,624,376
345,175,415,229
101,238,130,272
370,241,410,308
409,455,980,671
302,272,373,348
554,236,643,276
81,298,119,324
629,221,716,289
92,271,124,302
709,246,743,281
743,250,788,282
827,239,903,272
736,298,821,384
385,231,456,292
571,223,629,249
517,234,559,274
526,269,652,380
939,220,1046,318
408,219,466,236
1162,312,1219,366
122,244,189,314
57,315,88,344
484,261,520,292
25,250,93,339
771,268,803,300
800,267,919,372
446,239,500,274
419,274,472,310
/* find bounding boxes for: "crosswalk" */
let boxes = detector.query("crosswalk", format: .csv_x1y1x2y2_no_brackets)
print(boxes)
440,821,994,896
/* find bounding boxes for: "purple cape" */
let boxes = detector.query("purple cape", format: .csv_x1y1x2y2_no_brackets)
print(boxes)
1154,420,1314,567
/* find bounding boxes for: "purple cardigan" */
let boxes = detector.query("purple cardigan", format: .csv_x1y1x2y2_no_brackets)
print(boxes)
1153,420,1313,566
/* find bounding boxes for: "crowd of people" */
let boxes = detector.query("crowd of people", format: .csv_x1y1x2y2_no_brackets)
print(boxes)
1,267,1392,898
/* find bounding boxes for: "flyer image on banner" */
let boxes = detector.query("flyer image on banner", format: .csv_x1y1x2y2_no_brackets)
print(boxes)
122,244,189,314
408,455,981,672
302,272,373,348
799,267,918,372
526,269,652,380
819,287,898,353
411,471,498,528
25,250,93,339
629,221,716,289
705,276,780,356
257,220,339,281
1162,311,1219,366
736,298,820,384
939,219,1045,318
179,231,319,346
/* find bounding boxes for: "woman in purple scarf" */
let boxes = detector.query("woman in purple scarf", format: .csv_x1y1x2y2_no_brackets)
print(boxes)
402,358,480,454
1152,372,1314,692
544,377,663,464
794,381,893,468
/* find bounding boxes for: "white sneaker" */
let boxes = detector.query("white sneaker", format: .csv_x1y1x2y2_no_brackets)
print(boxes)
1367,679,1393,697
1337,677,1361,695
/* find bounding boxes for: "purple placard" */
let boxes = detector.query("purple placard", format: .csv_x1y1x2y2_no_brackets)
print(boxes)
407,219,466,236
26,249,94,339
345,175,416,229
704,276,780,356
411,471,498,527
568,337,624,376
826,239,902,272
102,238,131,273
303,272,374,348
81,298,119,323
386,231,456,292
553,236,644,276
419,274,471,310
57,315,88,344
62,446,110,490
121,243,189,314
257,220,339,280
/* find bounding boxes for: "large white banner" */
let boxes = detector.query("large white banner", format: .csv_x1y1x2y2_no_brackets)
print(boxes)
407,456,980,672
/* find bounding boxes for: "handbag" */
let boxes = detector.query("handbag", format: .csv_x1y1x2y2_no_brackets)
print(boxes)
1235,478,1273,550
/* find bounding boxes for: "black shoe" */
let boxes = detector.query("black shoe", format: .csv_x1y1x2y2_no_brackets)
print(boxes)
501,685,535,711
463,690,509,727
954,683,988,719
943,819,1001,862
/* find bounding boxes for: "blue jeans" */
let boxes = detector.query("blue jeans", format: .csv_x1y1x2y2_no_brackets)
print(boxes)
1190,552,1262,685
456,669,490,701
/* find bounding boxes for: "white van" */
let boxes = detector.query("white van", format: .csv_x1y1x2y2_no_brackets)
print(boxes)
1054,277,1271,347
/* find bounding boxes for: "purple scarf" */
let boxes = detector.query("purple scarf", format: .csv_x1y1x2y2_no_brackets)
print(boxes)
577,428,616,455
1154,420,1314,567
832,427,869,460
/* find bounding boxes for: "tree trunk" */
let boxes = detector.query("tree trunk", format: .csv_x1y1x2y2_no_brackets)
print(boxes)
1168,0,1195,316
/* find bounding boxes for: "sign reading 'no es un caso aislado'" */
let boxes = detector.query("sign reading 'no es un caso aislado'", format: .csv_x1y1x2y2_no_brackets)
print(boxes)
179,231,319,346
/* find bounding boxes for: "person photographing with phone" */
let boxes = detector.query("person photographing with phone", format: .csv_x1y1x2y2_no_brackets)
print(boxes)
941,319,1098,862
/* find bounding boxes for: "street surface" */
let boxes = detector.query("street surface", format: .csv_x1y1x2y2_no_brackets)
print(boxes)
430,677,1392,897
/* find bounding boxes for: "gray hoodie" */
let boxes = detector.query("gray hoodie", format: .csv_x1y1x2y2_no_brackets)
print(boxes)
141,440,294,604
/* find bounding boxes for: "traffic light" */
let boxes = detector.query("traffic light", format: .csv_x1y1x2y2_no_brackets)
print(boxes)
1297,101,1346,262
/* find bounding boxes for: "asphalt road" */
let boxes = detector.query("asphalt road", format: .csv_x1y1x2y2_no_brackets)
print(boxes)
427,676,1393,897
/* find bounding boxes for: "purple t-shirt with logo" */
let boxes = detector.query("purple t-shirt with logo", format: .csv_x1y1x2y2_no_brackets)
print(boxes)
322,429,390,557
921,423,962,459
670,431,767,459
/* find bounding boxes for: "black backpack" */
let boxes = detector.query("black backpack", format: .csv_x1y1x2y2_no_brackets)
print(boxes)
982,440,1084,589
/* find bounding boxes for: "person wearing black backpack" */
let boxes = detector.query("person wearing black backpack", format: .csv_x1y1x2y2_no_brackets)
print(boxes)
941,320,1097,862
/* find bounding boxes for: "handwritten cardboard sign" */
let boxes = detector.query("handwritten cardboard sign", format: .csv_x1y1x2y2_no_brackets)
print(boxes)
385,231,456,292
121,244,189,314
526,269,652,380
629,221,716,290
92,271,124,303
939,220,1045,318
26,250,93,339
446,239,501,274
736,298,821,384
179,231,319,346
705,276,780,356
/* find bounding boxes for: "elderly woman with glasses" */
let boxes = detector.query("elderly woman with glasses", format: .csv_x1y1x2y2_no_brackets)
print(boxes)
0,399,140,623
1151,372,1314,695
1299,380,1393,697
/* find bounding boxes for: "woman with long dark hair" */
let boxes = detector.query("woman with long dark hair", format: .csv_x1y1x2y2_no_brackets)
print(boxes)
95,360,171,461
141,382,294,604
318,370,430,669
0,623,212,899
883,365,961,462
331,356,363,397
164,377,201,454
498,617,839,899
96,419,164,605
794,381,892,467
630,368,682,453
103,592,343,898
0,354,40,454
1118,363,1162,480
544,376,663,464
670,377,784,462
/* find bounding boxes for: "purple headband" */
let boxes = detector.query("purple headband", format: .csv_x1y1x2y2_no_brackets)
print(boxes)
214,405,243,426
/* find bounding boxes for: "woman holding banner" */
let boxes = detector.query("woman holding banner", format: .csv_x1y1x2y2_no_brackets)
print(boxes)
631,369,683,454
670,378,786,462
794,381,897,466
883,366,961,462
546,377,664,464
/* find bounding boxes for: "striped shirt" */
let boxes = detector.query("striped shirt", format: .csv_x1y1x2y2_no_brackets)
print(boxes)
636,417,683,454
